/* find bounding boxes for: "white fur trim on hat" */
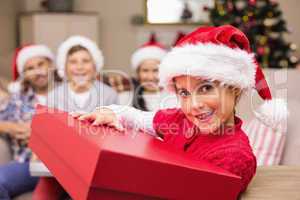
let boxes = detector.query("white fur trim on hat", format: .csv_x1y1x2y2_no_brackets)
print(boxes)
254,98,289,131
56,35,104,78
131,46,167,70
17,45,54,75
159,43,257,91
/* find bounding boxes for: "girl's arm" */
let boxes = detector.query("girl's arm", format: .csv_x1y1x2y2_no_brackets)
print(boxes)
106,104,157,136
74,105,157,137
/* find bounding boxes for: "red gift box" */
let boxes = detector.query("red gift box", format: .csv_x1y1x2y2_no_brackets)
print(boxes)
29,105,242,200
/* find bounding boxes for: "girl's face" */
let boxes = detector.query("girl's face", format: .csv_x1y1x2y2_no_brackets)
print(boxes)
66,49,96,88
174,75,241,134
24,56,53,90
137,59,160,92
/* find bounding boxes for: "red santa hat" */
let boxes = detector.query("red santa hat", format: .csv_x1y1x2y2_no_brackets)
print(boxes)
159,25,288,129
131,33,167,70
13,44,54,80
8,44,54,93
56,35,104,78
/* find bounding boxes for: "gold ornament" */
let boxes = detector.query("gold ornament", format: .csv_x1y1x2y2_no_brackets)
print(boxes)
219,9,226,16
265,47,270,54
267,12,274,17
279,59,289,68
259,36,268,45
242,15,249,22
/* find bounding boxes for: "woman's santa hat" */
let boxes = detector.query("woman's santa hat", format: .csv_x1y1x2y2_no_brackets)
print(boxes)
159,25,288,129
56,35,104,78
9,44,54,93
131,33,167,70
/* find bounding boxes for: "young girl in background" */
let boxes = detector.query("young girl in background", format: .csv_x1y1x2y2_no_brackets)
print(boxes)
118,34,177,111
77,25,287,193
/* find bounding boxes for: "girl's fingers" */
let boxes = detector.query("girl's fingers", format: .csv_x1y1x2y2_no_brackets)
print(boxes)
78,113,96,121
91,115,106,126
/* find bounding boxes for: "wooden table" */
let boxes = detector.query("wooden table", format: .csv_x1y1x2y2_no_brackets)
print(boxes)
241,166,300,200
30,162,300,199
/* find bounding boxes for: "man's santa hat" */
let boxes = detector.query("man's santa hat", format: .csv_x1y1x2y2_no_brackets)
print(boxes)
159,25,288,129
56,35,104,78
8,44,54,93
131,33,167,70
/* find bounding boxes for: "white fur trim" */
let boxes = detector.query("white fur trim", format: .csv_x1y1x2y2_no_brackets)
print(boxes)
131,46,167,70
254,98,289,131
7,81,21,94
56,35,104,78
17,45,54,75
159,43,257,91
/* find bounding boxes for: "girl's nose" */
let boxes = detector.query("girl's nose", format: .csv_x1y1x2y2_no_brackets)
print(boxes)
75,62,85,71
191,94,204,111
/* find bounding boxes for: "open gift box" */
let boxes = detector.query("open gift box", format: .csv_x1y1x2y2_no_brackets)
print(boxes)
29,105,242,200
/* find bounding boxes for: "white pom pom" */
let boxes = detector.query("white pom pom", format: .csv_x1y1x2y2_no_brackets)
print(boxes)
7,81,21,94
254,98,289,131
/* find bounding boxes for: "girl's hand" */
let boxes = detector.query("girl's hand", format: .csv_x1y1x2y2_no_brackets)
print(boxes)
70,108,124,131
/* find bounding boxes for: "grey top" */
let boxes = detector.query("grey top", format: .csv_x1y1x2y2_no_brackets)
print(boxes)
47,81,119,112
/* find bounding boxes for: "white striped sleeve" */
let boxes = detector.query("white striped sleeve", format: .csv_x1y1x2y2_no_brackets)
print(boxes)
103,104,157,137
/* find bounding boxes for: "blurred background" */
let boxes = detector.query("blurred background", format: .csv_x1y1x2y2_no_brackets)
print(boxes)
0,0,299,79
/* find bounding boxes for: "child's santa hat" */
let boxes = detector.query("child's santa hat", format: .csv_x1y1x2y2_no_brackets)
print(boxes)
159,25,288,129
56,35,104,78
8,44,54,93
131,33,167,70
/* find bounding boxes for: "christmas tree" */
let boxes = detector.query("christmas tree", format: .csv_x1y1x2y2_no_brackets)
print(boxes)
208,0,298,68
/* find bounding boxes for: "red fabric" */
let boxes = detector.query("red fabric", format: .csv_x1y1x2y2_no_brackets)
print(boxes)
153,108,257,192
176,25,251,52
255,62,272,100
33,177,65,200
12,44,32,80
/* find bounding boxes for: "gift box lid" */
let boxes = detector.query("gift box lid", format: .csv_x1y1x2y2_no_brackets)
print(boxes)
29,105,242,200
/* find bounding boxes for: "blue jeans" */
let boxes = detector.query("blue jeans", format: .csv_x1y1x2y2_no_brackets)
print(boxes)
0,161,39,200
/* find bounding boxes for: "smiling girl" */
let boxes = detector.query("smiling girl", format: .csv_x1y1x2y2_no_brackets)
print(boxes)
75,25,287,194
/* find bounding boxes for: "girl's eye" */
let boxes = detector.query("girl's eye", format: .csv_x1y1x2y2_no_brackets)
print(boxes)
198,84,214,94
178,90,190,97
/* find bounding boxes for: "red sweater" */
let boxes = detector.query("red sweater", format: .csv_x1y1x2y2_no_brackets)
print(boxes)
153,108,257,192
